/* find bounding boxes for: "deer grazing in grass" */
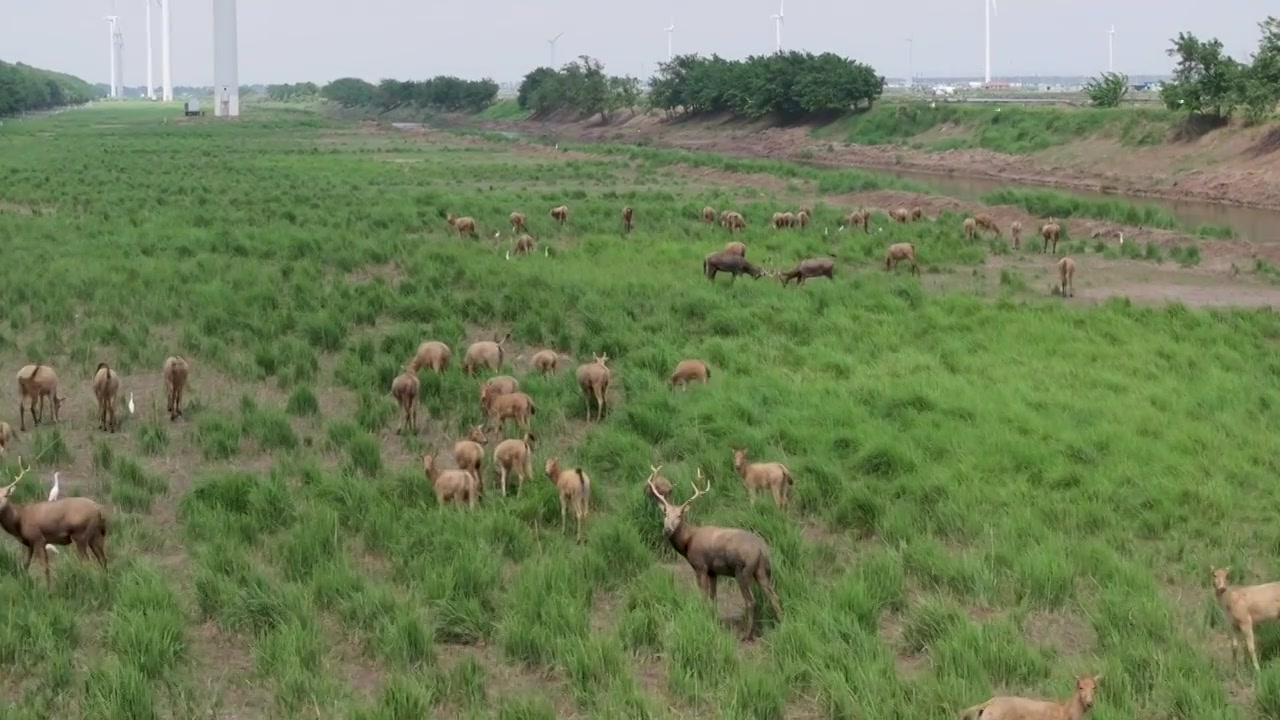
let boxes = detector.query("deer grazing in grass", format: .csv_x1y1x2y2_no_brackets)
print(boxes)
0,457,109,589
648,468,783,641
390,366,420,434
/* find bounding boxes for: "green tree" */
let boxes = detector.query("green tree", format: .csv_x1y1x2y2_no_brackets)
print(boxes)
1239,17,1280,124
607,75,641,118
320,77,377,107
1161,32,1242,119
1084,72,1130,108
646,51,884,120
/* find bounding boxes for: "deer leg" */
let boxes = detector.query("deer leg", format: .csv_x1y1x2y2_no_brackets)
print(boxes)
499,467,508,497
735,572,757,640
757,568,783,620
1244,622,1262,672
21,543,34,571
93,535,108,571
560,497,568,532
38,545,51,589
18,400,26,432
771,484,783,508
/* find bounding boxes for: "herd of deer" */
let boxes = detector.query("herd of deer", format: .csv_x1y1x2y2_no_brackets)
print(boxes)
0,357,189,588
386,331,795,642
0,200,1267,717
453,202,1079,298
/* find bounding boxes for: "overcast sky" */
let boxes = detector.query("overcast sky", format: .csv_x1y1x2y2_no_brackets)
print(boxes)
3,1,1275,87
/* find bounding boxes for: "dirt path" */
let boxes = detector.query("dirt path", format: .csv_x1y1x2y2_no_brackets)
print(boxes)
440,111,1280,212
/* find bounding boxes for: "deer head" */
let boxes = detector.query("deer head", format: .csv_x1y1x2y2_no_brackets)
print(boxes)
647,468,710,536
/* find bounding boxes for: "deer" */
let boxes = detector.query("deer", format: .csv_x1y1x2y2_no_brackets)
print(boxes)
648,469,783,641
91,363,121,433
576,353,611,422
622,205,634,233
16,364,64,432
959,674,1101,720
0,457,109,589
162,355,191,420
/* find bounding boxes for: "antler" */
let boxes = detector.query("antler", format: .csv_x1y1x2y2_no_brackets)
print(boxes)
6,456,31,491
682,468,711,508
646,476,673,509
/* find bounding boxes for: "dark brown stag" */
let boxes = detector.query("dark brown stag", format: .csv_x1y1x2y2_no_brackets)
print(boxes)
648,468,783,641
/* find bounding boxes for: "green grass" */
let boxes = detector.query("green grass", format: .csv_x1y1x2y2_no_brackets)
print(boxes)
819,102,1177,153
983,187,1236,240
0,102,1276,718
476,99,532,121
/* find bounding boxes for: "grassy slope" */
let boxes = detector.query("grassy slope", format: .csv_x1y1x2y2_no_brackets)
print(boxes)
0,105,1278,719
817,102,1179,154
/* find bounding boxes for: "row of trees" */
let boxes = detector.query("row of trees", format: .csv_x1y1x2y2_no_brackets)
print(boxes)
647,51,886,119
320,75,498,113
517,57,641,122
0,61,97,116
265,82,320,102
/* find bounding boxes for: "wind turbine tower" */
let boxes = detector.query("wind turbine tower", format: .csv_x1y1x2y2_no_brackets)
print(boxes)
1108,25,1115,73
212,0,240,117
114,18,125,97
145,0,154,99
104,15,119,98
771,0,785,53
665,18,675,60
547,31,564,69
984,0,998,84
161,0,173,101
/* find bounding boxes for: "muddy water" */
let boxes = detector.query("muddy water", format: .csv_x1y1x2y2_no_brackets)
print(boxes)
875,168,1280,244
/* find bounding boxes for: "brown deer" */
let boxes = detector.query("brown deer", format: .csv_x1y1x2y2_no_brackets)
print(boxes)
647,469,783,641
162,355,191,420
0,457,109,589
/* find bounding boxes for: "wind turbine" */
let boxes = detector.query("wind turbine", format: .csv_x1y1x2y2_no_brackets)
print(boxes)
1108,25,1115,73
160,0,173,101
104,15,119,98
547,31,564,68
771,0,784,53
213,0,240,117
665,18,675,61
145,0,154,99
983,0,997,85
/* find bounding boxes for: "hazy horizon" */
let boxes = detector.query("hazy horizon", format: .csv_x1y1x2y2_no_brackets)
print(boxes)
4,1,1274,88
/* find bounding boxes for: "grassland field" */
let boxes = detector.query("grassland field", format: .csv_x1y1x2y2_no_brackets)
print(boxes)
3,102,1280,719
